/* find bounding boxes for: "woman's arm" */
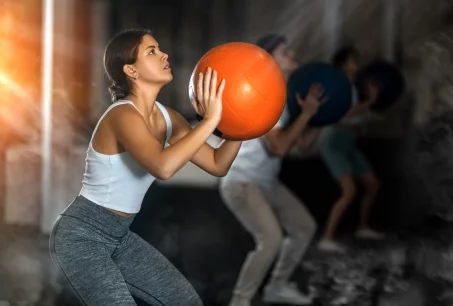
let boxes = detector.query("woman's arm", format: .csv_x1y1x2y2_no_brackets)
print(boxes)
110,105,220,180
167,108,241,177
264,84,323,157
110,68,225,180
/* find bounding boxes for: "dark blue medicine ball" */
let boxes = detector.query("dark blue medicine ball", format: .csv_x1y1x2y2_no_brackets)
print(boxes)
356,59,405,112
287,62,352,126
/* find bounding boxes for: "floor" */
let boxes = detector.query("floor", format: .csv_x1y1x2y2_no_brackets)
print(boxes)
1,214,453,306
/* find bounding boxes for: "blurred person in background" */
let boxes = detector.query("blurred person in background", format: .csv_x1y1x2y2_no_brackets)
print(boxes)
317,45,384,254
219,34,322,306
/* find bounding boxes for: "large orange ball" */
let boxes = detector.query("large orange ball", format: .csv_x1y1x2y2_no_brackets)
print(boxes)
189,42,287,141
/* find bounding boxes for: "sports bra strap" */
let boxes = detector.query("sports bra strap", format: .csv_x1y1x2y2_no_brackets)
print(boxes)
155,101,173,143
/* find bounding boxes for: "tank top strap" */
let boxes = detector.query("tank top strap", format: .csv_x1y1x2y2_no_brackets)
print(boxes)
89,101,143,146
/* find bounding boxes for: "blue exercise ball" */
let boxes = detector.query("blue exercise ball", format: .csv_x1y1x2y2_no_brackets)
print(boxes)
287,62,352,126
356,60,405,113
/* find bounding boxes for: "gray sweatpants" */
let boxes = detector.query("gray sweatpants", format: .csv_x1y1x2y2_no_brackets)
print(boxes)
219,181,317,300
49,196,203,306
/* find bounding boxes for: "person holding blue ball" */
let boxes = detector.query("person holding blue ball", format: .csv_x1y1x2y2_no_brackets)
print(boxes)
220,34,323,306
317,46,385,253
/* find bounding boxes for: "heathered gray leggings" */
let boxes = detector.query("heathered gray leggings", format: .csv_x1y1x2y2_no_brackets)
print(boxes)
49,196,203,306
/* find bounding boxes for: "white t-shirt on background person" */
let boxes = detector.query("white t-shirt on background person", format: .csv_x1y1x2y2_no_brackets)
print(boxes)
220,106,291,189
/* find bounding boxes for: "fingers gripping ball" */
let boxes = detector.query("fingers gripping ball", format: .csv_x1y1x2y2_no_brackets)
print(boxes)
287,62,352,126
189,42,287,141
356,60,405,112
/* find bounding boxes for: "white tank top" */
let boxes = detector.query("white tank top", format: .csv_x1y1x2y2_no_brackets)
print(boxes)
79,100,173,213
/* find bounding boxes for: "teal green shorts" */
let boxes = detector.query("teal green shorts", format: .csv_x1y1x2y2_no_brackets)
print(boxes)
319,127,372,180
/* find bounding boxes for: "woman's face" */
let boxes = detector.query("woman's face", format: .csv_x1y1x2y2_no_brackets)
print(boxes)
128,34,173,85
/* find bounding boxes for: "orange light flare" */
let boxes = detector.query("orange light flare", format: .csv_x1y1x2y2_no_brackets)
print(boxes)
0,0,43,146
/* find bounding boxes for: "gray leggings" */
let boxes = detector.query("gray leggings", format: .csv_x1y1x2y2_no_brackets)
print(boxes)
49,196,203,306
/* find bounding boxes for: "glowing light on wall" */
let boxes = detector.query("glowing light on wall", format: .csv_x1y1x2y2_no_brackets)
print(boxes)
40,0,54,233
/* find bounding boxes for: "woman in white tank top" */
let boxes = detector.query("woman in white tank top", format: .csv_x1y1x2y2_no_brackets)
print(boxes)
49,29,242,306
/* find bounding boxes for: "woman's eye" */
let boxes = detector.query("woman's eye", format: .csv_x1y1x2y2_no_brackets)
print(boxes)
149,49,156,55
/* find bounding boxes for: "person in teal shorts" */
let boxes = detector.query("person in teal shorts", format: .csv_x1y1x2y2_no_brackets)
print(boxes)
317,46,385,253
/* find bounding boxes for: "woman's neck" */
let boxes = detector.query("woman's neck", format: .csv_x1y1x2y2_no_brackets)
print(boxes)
126,84,161,116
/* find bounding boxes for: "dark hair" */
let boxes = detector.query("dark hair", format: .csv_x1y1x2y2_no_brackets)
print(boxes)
104,29,152,103
332,45,360,67
256,34,287,55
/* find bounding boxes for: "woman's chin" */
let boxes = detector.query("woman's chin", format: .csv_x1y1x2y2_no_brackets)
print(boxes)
163,73,173,84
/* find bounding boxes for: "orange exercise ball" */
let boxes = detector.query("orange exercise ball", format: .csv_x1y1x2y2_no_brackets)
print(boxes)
189,42,286,141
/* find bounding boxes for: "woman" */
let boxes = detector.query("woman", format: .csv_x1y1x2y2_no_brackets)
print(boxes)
49,29,242,306
317,46,384,253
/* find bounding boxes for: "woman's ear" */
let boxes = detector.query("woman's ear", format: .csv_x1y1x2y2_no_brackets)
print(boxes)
123,64,138,80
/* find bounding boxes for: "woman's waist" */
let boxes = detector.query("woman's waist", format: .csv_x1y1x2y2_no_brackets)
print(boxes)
79,184,146,214
62,196,136,237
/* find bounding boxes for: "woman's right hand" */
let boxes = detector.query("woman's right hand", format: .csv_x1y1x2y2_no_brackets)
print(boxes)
191,67,226,122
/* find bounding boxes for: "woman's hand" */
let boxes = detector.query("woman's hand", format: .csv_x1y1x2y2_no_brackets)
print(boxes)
191,67,226,123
